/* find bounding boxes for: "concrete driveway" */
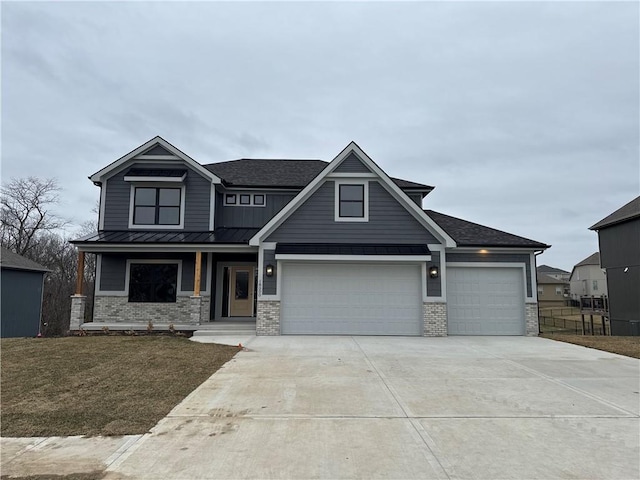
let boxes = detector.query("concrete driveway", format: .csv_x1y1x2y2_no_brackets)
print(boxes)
3,336,638,479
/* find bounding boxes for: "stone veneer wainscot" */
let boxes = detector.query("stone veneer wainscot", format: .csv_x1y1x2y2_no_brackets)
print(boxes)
93,296,211,324
423,302,448,336
257,300,280,335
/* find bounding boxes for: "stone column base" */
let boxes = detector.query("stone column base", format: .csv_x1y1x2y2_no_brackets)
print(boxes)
189,296,203,325
525,303,539,336
257,300,280,335
423,302,447,337
70,295,87,331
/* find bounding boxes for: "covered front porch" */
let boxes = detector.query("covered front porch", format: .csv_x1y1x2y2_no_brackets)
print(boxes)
69,229,261,332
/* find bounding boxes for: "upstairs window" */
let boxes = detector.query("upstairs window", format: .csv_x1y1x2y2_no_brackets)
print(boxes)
335,181,368,222
133,187,181,226
224,193,266,207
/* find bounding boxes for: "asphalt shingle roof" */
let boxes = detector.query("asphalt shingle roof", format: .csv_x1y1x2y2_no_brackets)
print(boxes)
590,196,640,230
537,273,567,284
424,210,550,249
203,159,433,190
575,252,600,267
0,247,50,272
537,265,569,274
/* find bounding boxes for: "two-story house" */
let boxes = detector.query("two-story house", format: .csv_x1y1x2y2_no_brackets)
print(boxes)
569,252,608,302
70,137,549,336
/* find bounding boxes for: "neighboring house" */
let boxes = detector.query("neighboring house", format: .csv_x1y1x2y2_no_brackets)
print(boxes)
536,273,569,308
537,265,570,282
569,252,608,301
590,196,640,336
70,137,549,336
1,247,49,338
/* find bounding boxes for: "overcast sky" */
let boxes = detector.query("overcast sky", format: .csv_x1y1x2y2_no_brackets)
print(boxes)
2,1,638,271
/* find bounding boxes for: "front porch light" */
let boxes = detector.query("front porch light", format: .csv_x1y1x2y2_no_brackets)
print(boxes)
265,264,274,277
429,265,439,279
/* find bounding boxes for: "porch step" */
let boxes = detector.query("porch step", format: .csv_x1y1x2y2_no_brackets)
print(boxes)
193,322,256,336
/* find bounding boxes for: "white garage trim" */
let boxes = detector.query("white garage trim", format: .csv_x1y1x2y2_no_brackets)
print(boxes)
446,264,527,335
279,262,424,335
447,262,529,300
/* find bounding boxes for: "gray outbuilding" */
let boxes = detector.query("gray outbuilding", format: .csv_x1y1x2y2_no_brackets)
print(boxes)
1,247,49,338
590,196,640,336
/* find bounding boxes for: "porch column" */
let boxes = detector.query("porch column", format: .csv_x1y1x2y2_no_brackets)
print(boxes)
194,251,202,296
189,251,203,324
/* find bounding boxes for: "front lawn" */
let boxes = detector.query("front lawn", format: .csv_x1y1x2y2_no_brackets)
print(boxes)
541,334,640,359
1,336,239,437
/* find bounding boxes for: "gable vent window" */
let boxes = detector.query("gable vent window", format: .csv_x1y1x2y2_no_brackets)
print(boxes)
224,193,266,207
339,184,364,218
133,187,181,225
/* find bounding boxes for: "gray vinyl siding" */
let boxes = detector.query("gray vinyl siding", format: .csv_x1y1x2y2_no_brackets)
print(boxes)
446,252,533,297
102,163,211,230
426,251,441,297
216,191,296,228
266,181,439,244
98,253,208,293
334,152,371,173
262,250,277,295
1,269,44,338
143,145,173,156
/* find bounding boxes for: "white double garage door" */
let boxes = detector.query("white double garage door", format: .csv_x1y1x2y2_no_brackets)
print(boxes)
279,263,526,336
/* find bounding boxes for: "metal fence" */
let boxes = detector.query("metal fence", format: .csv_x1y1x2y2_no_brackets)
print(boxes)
539,314,609,336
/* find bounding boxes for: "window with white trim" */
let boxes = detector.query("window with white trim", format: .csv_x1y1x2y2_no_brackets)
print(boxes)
555,287,562,295
133,187,181,226
335,181,369,222
128,263,178,303
224,193,266,207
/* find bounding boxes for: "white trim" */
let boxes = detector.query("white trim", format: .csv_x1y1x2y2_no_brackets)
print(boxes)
425,243,446,302
447,247,544,254
214,261,257,319
421,262,428,302
275,254,430,262
134,154,180,160
209,183,216,231
123,175,186,183
127,184,186,230
249,142,456,247
90,136,221,184
124,259,184,298
334,180,369,222
447,262,531,301
530,252,539,303
327,172,377,178
98,185,106,230
223,192,267,207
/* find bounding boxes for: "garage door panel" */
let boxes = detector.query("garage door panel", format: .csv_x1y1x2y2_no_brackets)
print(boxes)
447,267,525,336
281,263,422,335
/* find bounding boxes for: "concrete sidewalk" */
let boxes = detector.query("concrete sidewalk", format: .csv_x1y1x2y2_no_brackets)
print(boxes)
2,336,639,479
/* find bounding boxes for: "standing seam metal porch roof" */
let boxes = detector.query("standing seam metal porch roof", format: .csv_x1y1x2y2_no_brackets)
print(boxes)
70,228,259,245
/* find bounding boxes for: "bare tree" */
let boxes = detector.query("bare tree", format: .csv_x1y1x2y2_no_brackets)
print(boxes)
1,177,66,255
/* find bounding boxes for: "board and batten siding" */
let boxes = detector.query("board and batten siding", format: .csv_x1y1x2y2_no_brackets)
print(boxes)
262,249,277,295
266,181,439,244
215,191,296,228
446,252,533,297
102,164,211,230
99,253,208,293
334,152,372,173
426,250,441,297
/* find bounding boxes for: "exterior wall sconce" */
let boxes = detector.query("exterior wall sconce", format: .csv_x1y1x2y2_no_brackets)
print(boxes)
429,265,439,279
265,264,274,277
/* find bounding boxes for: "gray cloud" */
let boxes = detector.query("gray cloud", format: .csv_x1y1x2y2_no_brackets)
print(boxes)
2,1,638,271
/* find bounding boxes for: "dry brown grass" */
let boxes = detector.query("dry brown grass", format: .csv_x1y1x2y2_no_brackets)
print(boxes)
1,336,239,437
541,334,640,359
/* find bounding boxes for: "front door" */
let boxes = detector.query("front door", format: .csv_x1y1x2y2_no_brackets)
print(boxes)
229,266,254,317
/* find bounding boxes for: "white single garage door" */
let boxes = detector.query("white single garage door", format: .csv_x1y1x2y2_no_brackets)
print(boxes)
447,267,525,335
281,263,423,335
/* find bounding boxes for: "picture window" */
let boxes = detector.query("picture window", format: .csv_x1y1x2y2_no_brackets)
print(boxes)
128,263,178,303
